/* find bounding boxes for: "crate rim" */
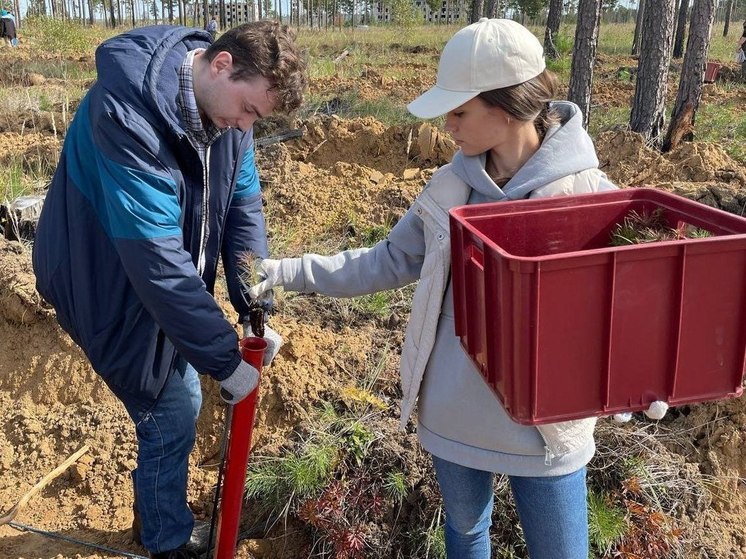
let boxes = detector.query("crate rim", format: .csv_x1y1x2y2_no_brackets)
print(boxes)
449,187,746,263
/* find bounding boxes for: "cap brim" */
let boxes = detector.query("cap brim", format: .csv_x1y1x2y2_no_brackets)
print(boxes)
407,86,480,119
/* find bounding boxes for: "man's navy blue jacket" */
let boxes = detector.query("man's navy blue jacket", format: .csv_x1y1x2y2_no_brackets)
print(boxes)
32,26,268,405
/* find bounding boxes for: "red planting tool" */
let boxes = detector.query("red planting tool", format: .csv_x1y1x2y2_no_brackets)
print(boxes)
210,305,267,559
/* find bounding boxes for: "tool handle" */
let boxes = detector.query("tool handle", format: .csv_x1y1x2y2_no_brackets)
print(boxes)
214,337,266,559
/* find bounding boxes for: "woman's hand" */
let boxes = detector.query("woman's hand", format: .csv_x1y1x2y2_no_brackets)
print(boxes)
249,259,283,300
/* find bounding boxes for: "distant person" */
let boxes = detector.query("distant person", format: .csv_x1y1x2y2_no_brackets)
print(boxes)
207,15,218,40
33,21,307,559
738,20,746,81
0,9,17,47
248,18,619,559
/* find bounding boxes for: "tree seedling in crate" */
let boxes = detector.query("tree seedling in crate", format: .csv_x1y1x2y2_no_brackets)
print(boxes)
609,208,711,247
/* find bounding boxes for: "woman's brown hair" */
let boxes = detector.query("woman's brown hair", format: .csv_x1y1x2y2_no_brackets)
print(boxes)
477,69,560,140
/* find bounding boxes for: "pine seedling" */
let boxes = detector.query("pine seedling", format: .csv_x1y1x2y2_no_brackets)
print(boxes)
382,471,407,505
610,208,711,247
237,251,260,298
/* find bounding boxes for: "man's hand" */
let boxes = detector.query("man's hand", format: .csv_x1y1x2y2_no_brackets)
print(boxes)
248,259,283,300
220,360,259,404
612,401,669,423
242,323,283,367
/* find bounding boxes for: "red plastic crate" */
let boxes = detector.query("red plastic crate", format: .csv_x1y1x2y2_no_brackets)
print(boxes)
449,188,746,425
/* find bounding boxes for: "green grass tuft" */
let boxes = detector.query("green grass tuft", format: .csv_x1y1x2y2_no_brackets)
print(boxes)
588,490,628,557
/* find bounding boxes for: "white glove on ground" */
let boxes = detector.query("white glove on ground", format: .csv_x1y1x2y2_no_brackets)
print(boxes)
248,259,283,300
219,360,259,405
241,323,283,367
612,401,669,423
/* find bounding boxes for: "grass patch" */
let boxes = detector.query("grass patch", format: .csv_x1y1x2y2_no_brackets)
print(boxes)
588,105,630,136
422,508,447,559
588,490,627,556
0,156,52,202
302,90,417,125
0,161,27,202
23,17,108,55
694,100,746,164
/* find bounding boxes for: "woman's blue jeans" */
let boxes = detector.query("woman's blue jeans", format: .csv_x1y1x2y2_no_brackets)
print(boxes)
432,455,589,559
123,362,202,553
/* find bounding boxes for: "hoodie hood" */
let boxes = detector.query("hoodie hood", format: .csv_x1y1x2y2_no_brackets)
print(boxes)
95,26,212,136
449,101,600,201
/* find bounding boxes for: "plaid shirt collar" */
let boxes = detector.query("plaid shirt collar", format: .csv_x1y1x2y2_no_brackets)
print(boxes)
177,48,224,149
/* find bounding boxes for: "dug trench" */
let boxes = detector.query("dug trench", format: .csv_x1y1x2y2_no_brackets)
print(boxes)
0,115,745,558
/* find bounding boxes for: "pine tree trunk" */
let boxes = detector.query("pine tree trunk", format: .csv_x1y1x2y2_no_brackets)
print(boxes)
632,0,645,55
484,0,497,18
629,0,675,144
673,0,689,58
567,0,601,129
108,0,116,27
723,0,733,36
469,0,483,23
544,0,563,59
663,0,715,151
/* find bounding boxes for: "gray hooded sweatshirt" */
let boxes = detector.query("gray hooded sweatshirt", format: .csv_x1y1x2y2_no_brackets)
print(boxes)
279,101,616,477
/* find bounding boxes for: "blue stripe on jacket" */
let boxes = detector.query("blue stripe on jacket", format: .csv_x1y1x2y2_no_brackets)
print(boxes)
233,143,260,200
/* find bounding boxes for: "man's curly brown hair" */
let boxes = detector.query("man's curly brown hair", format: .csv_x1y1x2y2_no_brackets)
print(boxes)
204,20,308,114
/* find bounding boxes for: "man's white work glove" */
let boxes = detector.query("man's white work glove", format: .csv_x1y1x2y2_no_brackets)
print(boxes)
242,323,283,367
219,360,259,405
612,401,669,423
248,259,283,300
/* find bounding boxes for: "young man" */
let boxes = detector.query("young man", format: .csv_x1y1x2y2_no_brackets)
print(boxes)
32,21,307,559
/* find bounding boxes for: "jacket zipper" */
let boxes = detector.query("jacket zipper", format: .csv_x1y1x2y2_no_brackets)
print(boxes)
197,145,210,275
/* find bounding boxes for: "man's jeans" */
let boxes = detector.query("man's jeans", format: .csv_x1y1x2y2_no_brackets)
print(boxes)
124,362,202,553
432,455,589,559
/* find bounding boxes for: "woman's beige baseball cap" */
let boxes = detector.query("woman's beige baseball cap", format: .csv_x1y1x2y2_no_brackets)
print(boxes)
407,18,546,119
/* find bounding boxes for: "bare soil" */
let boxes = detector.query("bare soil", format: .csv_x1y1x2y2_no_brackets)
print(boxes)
1,49,745,559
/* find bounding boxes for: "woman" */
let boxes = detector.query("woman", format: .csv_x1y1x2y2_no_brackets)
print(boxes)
251,19,614,558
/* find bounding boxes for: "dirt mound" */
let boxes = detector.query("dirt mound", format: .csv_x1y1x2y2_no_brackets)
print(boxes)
256,116,455,246
291,115,454,174
0,132,61,173
597,129,746,187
